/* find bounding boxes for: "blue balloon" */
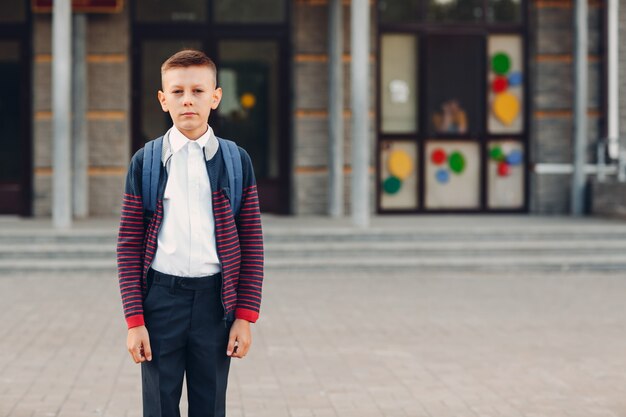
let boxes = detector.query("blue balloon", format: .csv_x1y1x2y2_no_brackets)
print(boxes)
508,72,523,87
506,150,523,166
436,169,450,184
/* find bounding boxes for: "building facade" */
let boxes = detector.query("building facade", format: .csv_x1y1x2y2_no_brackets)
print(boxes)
0,0,617,217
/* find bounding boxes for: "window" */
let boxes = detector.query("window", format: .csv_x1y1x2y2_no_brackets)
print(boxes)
381,34,418,133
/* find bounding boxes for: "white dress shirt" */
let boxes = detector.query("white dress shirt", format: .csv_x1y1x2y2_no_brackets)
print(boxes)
151,124,222,277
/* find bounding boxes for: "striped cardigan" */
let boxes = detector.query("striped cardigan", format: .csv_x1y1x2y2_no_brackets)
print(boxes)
116,141,264,329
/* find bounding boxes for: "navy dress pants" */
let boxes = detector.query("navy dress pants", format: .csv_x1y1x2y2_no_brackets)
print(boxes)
141,268,233,417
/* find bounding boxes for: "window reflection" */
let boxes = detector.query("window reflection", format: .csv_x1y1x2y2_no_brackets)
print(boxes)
487,0,522,23
427,0,483,22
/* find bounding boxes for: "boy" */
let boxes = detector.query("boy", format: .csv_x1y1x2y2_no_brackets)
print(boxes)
116,49,264,417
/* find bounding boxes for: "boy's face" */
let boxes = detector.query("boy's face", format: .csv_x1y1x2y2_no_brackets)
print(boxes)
158,65,222,140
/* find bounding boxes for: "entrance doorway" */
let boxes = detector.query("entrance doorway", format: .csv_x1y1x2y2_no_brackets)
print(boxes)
377,1,529,213
131,0,291,214
0,1,32,215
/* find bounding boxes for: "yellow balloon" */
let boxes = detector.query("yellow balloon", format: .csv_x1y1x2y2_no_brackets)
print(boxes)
388,150,413,180
240,93,256,109
493,92,520,126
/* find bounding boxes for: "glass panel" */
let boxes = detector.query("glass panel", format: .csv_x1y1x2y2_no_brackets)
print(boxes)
0,42,21,182
217,41,281,180
426,0,483,22
136,0,206,22
487,140,524,208
380,140,418,210
487,0,522,23
214,0,285,23
140,40,203,142
488,35,524,134
426,35,482,136
425,141,480,209
378,0,419,24
0,0,26,22
381,34,417,134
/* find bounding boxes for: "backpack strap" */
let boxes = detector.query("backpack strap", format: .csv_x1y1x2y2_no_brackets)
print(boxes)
142,136,163,213
217,137,243,217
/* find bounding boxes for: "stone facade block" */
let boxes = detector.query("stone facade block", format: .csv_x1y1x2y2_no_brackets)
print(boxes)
533,61,601,111
89,175,124,216
533,5,602,55
590,178,626,217
33,3,129,55
532,116,601,164
33,175,51,217
531,173,571,214
89,119,130,167
294,116,376,168
294,61,376,111
33,118,129,169
88,61,130,111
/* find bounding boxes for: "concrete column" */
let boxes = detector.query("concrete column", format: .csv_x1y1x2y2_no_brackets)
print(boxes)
72,13,88,218
608,0,619,159
571,0,588,215
52,0,72,228
350,0,370,228
328,0,344,217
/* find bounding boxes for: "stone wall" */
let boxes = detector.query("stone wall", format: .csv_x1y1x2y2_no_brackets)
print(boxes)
292,0,377,215
32,5,130,217
529,0,604,213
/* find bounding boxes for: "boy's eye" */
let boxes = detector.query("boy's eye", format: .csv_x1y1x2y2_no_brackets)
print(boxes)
172,90,182,94
194,89,204,93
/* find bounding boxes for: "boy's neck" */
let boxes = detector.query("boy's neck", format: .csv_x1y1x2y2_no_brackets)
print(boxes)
175,124,209,141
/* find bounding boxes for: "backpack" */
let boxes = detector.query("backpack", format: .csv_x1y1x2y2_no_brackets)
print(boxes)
141,135,243,218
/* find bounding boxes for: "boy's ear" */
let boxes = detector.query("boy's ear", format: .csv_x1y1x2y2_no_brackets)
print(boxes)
157,90,168,112
211,87,223,110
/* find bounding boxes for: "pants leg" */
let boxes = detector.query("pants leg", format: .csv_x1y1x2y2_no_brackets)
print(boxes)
185,278,233,417
141,277,192,417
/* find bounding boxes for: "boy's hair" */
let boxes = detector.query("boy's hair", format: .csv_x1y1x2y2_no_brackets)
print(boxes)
161,49,217,87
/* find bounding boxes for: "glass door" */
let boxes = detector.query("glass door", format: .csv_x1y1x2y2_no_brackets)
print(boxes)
0,39,30,215
214,40,285,213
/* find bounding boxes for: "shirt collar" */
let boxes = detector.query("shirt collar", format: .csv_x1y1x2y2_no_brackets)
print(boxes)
169,124,210,153
161,124,220,164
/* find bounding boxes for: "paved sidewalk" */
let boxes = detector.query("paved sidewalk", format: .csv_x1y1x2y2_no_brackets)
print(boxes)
1,270,626,417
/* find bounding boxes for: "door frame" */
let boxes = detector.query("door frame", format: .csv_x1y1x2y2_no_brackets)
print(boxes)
130,1,292,214
0,4,33,216
375,2,531,214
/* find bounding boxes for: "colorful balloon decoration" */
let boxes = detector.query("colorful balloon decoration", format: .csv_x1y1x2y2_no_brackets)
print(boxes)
431,148,447,165
508,72,523,87
493,93,520,126
492,77,508,94
436,169,449,184
388,150,413,180
491,53,511,75
490,145,523,177
497,161,510,177
431,148,467,184
383,176,402,194
490,51,521,126
448,152,465,174
382,148,414,195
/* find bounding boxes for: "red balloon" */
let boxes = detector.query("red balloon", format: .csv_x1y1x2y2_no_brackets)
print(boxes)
431,148,447,165
492,77,508,94
497,161,510,177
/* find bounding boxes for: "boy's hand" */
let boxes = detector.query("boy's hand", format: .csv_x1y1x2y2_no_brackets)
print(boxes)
227,319,251,358
127,325,152,363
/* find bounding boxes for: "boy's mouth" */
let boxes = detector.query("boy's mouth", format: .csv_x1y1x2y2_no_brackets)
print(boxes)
182,112,197,116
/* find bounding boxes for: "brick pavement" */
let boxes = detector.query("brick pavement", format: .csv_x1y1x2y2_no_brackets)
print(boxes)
1,270,626,417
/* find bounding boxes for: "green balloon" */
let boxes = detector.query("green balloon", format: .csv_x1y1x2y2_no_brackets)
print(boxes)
383,176,402,194
449,152,465,174
490,146,505,161
492,53,511,75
